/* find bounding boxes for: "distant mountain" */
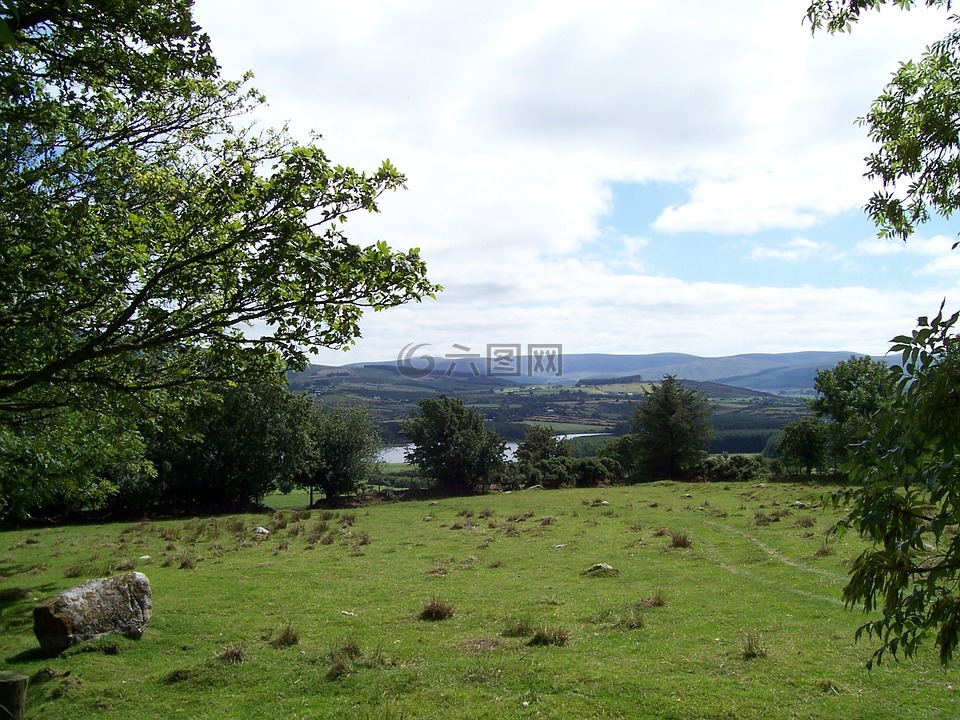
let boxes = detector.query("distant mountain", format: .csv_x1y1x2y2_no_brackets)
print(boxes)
338,350,884,395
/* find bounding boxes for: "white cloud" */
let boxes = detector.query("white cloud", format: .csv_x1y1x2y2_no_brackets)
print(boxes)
190,0,956,362
749,237,836,262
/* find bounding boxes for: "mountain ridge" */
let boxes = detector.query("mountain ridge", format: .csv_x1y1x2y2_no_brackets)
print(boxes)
341,350,886,394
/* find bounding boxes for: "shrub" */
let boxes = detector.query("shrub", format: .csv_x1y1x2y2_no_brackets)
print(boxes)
695,454,767,483
419,597,454,621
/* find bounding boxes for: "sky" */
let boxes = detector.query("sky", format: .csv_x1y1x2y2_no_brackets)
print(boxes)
193,1,960,368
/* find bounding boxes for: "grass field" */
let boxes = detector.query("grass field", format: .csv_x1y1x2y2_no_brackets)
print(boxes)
1,482,957,719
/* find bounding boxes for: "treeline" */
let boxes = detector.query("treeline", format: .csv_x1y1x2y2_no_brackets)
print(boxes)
5,380,383,522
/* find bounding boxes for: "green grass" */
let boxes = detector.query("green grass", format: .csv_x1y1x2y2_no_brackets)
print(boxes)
0,483,954,718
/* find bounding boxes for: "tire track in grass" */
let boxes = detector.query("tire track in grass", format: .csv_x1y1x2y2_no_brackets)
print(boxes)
697,518,848,608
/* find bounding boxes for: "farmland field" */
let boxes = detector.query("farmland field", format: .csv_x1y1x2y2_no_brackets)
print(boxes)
1,482,957,719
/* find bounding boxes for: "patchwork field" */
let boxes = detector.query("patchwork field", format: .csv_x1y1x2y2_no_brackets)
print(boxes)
1,483,957,719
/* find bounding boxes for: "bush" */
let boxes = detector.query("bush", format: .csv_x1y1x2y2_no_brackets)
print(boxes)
694,455,766,483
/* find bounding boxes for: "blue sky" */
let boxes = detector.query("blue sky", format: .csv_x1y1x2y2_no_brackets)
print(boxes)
193,1,960,365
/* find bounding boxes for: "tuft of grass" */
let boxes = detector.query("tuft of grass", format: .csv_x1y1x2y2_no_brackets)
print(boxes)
527,626,569,647
740,632,767,660
813,544,834,558
0,587,33,602
794,516,817,528
325,638,388,681
611,608,645,630
639,589,667,609
667,529,692,549
269,622,300,648
218,643,246,665
501,617,534,638
419,597,454,621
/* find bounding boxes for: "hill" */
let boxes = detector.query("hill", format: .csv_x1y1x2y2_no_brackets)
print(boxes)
334,350,879,395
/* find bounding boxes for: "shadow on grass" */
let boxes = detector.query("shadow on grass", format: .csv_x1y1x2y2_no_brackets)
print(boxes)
6,646,53,663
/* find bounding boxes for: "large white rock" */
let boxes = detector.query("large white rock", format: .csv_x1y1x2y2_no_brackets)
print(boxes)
33,572,152,655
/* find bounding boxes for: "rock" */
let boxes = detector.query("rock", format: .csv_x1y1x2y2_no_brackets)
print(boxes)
253,526,270,536
681,493,693,498
33,572,152,655
526,484,544,490
790,501,808,509
583,562,619,576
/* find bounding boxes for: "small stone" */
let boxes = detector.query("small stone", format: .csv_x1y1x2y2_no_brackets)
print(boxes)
253,527,270,536
681,493,693,498
583,562,619,576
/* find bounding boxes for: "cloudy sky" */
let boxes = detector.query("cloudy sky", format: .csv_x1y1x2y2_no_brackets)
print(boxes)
195,1,959,367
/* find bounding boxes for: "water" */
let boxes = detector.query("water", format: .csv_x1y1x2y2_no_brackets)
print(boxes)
378,433,608,464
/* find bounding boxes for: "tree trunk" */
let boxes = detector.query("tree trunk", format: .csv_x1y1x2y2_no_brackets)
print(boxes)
0,671,27,720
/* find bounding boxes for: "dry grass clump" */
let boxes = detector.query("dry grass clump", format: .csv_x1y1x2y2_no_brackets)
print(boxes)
0,587,33,602
501,617,534,638
217,643,246,665
667,529,692,549
639,589,667,609
794,516,816,529
813,544,834,558
527,626,569,647
419,597,454,621
325,638,388,681
267,622,300,648
740,632,767,660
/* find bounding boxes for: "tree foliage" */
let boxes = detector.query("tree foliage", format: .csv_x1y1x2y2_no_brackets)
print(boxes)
811,355,894,465
632,376,713,481
0,1,437,516
808,1,960,665
835,306,960,666
776,416,830,475
515,425,570,465
299,403,381,503
132,380,314,514
401,396,505,494
807,0,960,241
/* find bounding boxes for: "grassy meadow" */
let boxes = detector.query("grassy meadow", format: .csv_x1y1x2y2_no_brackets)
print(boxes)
1,482,958,719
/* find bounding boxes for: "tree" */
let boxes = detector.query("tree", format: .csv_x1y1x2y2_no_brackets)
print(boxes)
808,1,960,665
0,1,438,517
775,416,829,476
810,355,894,466
632,376,713,480
515,425,570,465
300,403,382,505
401,396,506,494
835,306,960,666
134,380,314,514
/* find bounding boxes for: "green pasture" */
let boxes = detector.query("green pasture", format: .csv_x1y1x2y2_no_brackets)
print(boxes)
1,483,957,719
